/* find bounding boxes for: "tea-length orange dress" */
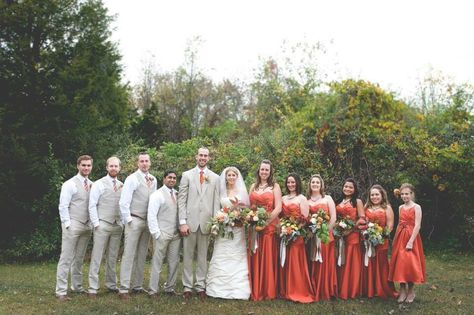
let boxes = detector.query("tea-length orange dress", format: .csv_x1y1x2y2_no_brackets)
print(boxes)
336,202,363,299
279,202,314,303
308,203,337,301
388,206,426,284
361,208,397,298
248,191,279,300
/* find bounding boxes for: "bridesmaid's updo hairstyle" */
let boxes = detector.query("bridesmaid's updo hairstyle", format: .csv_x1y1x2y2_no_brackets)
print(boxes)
338,178,359,208
307,174,325,198
255,159,275,190
365,184,389,209
400,183,416,201
285,173,302,195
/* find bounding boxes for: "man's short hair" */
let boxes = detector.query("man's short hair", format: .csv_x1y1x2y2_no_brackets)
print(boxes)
106,156,121,166
77,155,93,165
163,170,177,178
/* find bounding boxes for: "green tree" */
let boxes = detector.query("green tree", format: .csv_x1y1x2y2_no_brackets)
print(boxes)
0,0,129,259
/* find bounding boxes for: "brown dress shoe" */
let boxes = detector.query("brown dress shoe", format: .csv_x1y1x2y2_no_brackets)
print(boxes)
182,291,192,300
57,295,72,302
118,293,130,300
164,290,179,296
87,293,97,299
197,291,207,300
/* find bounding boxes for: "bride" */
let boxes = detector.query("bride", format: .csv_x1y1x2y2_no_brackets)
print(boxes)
206,166,251,300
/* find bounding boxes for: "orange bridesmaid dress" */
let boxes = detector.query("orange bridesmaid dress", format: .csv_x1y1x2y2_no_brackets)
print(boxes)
248,191,279,301
308,203,337,301
279,202,314,303
336,202,363,299
388,206,426,284
361,209,397,298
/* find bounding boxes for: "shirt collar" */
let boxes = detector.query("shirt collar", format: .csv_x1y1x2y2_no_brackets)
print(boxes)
195,166,208,174
76,173,88,182
107,174,117,182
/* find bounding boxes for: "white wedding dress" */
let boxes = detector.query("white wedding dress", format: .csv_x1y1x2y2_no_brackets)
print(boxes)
206,196,251,300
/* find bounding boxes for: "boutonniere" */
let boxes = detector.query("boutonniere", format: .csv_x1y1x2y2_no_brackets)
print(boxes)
204,175,210,183
118,184,124,190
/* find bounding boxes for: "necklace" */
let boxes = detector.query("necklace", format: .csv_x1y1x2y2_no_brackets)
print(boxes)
287,194,298,200
341,198,351,204
258,183,268,190
310,195,322,202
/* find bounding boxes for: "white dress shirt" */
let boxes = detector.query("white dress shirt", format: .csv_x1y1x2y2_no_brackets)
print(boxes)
58,173,93,228
148,186,177,239
119,170,157,224
179,166,208,225
88,175,118,228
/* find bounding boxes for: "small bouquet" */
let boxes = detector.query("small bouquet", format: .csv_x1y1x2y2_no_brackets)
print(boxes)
242,206,268,231
307,209,331,262
333,215,356,238
361,221,391,266
279,216,306,266
361,222,388,246
279,216,305,246
208,206,243,240
334,215,356,266
306,209,330,244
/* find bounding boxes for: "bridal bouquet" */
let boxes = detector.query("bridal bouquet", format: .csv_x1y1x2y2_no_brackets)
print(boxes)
242,206,268,231
332,215,355,238
306,209,330,244
208,206,243,240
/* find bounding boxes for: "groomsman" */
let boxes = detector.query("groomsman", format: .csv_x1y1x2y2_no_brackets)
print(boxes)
55,155,94,301
118,153,157,300
178,147,220,299
147,170,181,298
87,157,123,298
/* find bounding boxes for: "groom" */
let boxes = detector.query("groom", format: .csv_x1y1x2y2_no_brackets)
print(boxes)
178,147,220,299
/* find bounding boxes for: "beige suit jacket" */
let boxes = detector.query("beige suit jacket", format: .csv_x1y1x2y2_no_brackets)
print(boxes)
178,167,220,233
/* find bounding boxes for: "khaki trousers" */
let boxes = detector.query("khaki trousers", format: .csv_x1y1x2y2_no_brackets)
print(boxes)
182,228,209,292
88,220,123,293
55,219,92,296
148,231,181,294
119,217,150,293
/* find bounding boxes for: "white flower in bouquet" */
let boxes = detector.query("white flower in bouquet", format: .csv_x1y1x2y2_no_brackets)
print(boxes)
339,221,347,229
310,217,317,225
368,222,375,228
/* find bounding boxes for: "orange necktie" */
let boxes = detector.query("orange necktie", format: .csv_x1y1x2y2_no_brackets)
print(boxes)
199,171,204,185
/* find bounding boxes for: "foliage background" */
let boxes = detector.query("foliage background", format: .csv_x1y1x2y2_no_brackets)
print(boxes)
0,0,473,261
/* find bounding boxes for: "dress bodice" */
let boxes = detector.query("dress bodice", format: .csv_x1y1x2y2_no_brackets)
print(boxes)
399,206,415,228
365,208,387,227
282,202,302,219
249,191,274,213
336,202,357,221
309,203,329,216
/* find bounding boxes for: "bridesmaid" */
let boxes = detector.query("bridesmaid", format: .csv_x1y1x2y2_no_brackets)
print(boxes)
335,178,364,300
306,174,337,301
361,184,397,299
248,160,282,301
279,173,314,303
389,183,426,303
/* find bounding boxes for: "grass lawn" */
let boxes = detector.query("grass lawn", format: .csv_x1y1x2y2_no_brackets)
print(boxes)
0,252,473,315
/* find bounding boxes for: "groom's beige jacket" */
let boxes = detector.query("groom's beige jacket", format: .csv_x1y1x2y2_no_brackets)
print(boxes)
177,167,220,233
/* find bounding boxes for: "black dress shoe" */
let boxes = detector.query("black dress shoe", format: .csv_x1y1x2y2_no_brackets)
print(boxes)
131,288,149,294
107,288,119,293
164,290,180,296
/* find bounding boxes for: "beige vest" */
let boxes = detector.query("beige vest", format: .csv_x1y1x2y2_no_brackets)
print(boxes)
69,177,90,224
130,171,154,219
96,176,122,224
156,187,179,234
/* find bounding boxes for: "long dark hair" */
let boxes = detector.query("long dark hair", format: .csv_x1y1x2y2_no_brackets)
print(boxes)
285,173,302,195
254,159,275,191
337,178,359,207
